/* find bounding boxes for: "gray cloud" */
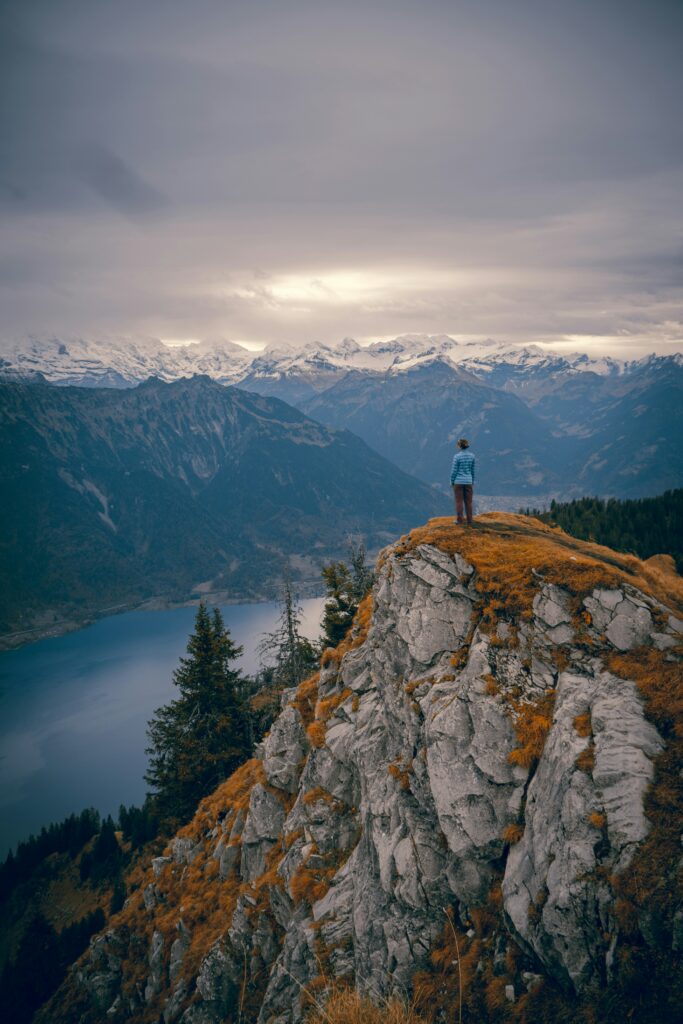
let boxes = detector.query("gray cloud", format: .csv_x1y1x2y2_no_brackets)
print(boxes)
0,0,681,355
76,144,167,218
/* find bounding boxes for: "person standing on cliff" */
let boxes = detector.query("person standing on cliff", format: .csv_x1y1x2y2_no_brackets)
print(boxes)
450,438,476,526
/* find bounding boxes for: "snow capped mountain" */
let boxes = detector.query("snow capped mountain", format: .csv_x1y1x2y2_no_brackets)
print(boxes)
0,331,639,390
0,334,253,388
2,332,680,500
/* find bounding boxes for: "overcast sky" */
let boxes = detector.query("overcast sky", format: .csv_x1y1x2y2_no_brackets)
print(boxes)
1,0,682,356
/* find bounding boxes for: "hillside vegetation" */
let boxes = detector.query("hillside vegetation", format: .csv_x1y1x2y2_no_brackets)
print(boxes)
524,489,683,573
0,375,439,645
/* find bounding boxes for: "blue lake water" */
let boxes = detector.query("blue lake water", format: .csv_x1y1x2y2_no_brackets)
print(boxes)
0,598,325,858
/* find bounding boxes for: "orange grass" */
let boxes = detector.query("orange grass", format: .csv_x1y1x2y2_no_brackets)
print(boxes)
388,761,412,792
573,712,592,738
506,691,556,770
503,823,524,844
307,720,327,748
290,672,320,726
289,844,336,907
305,988,432,1024
302,787,346,811
83,757,281,1020
396,514,683,625
575,745,595,773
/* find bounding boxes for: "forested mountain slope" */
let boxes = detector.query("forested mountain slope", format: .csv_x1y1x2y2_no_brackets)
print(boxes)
527,490,683,573
4,335,682,500
0,376,441,645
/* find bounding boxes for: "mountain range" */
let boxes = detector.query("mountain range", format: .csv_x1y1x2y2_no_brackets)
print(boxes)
0,376,440,646
3,334,681,499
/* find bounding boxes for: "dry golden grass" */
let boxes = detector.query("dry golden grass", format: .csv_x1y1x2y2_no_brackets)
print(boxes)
396,513,683,624
290,672,320,726
573,712,592,738
450,646,470,668
299,597,375,753
317,688,352,720
306,720,327,748
305,989,432,1023
94,756,286,1017
503,823,524,845
303,786,336,806
575,745,596,773
289,843,337,907
388,761,412,792
506,691,555,770
483,673,499,696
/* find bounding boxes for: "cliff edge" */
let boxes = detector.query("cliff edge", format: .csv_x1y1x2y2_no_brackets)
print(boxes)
43,514,683,1023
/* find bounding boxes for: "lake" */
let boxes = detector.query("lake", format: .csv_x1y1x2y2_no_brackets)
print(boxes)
0,597,325,858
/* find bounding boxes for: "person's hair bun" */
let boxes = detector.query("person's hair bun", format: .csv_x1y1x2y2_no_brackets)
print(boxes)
458,438,470,448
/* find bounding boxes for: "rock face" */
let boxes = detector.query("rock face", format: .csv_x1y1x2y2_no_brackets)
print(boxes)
51,515,683,1024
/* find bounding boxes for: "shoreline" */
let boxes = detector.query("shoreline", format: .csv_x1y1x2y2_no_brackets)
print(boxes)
0,578,326,653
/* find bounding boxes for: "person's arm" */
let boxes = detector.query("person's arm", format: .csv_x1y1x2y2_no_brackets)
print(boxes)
450,453,458,485
471,454,475,484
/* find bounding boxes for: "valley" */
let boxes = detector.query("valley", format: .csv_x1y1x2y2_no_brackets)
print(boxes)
0,375,440,646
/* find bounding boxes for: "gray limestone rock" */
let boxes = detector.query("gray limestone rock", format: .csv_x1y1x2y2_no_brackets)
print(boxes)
164,979,189,1024
241,784,287,882
68,538,678,1024
605,601,653,651
171,837,202,865
502,668,663,990
143,882,159,910
169,920,191,982
152,855,172,877
145,930,165,1003
81,931,124,1013
261,706,309,793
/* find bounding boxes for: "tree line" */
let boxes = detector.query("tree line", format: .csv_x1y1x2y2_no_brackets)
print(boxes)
0,908,105,1024
523,489,682,573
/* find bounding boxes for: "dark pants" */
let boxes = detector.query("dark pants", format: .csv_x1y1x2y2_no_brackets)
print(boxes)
453,484,473,524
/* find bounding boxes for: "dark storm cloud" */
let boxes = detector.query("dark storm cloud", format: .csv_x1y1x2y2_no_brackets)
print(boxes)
0,0,681,354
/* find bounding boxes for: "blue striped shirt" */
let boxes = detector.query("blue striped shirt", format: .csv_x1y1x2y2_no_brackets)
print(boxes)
450,450,476,485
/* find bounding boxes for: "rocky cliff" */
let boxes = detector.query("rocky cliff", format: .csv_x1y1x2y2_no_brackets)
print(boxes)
43,514,683,1023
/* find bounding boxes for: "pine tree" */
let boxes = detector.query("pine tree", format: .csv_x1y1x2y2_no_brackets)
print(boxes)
349,539,375,603
145,603,251,827
110,874,126,914
320,561,355,648
320,541,374,651
258,577,318,690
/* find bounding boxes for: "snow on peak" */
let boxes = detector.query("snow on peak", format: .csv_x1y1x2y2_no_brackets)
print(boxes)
1,332,668,390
